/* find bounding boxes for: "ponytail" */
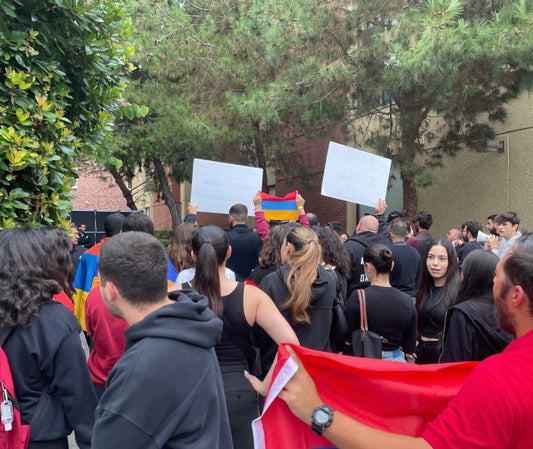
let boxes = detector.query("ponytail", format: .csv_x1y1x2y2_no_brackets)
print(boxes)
282,227,321,325
191,225,228,316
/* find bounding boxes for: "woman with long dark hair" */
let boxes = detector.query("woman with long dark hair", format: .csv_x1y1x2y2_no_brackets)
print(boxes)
0,227,97,449
259,226,336,363
440,250,513,362
167,222,195,273
345,244,417,361
415,238,461,364
184,225,298,449
248,222,296,286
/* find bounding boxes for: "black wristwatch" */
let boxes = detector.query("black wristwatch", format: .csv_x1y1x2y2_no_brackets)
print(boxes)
311,404,335,436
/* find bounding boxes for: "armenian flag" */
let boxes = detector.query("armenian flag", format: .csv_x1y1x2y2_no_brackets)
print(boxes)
259,191,298,221
253,344,477,449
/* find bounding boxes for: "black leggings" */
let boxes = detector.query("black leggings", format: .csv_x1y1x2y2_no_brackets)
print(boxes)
221,366,259,449
415,339,442,364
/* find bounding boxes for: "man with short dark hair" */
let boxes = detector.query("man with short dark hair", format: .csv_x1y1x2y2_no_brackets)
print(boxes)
460,220,483,263
489,211,521,259
487,214,499,235
275,232,533,449
406,211,434,258
226,203,262,281
389,219,421,297
92,232,233,449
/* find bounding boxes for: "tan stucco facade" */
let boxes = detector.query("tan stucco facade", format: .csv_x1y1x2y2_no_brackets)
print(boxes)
418,93,533,238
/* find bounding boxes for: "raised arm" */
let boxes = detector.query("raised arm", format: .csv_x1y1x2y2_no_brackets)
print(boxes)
296,194,310,228
254,191,270,241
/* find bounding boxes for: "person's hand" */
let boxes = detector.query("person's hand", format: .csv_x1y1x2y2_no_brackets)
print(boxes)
244,370,269,397
277,345,322,425
253,191,262,209
296,194,305,209
187,203,198,215
488,234,500,250
374,198,387,216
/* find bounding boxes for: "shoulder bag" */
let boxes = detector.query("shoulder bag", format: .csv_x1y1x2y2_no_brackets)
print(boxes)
351,289,383,359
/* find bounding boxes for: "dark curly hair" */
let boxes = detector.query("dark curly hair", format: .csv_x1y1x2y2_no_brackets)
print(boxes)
258,223,295,269
315,226,350,277
38,226,75,298
0,227,62,327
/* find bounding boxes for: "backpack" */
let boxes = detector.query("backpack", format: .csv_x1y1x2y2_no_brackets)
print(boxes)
0,327,31,449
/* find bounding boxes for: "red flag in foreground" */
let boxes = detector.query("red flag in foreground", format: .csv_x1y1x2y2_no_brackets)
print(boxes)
253,344,477,449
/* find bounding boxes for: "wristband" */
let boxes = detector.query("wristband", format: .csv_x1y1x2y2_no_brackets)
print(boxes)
297,206,304,210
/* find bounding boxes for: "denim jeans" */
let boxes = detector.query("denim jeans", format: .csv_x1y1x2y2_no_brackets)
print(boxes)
382,348,406,362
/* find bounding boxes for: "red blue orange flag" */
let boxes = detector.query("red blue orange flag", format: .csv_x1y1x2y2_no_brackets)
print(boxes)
259,191,298,221
253,344,477,449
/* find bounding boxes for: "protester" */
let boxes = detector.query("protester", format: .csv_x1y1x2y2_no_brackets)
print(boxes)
270,232,533,449
248,222,295,286
73,212,126,330
345,244,417,361
77,223,92,248
167,222,195,273
70,224,87,270
415,239,460,364
489,211,521,259
459,220,484,263
259,226,336,370
253,191,310,241
345,199,391,296
0,227,97,449
92,231,233,448
226,203,263,281
184,225,299,449
406,211,434,257
440,250,513,362
388,218,421,298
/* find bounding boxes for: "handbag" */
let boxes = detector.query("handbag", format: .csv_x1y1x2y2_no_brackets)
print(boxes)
329,270,349,348
351,289,383,359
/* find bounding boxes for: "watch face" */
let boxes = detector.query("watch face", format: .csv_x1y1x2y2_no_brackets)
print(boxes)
315,409,330,424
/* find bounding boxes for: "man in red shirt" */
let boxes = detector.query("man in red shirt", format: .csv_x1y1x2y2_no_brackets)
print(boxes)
277,232,533,449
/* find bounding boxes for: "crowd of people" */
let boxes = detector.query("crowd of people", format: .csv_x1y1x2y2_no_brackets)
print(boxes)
0,194,530,449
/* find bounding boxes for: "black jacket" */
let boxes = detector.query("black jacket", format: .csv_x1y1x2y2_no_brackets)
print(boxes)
93,291,233,449
3,301,97,448
258,264,336,372
345,219,392,297
227,224,262,282
440,297,514,363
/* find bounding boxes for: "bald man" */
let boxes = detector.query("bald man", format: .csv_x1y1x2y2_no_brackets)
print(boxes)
345,200,392,297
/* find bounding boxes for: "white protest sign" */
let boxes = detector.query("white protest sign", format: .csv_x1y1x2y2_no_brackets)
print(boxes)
321,142,391,207
190,159,263,215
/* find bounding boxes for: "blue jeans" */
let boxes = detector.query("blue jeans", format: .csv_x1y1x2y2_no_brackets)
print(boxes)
382,348,406,362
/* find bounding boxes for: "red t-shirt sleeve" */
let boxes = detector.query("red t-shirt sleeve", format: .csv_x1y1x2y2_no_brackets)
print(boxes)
422,362,513,449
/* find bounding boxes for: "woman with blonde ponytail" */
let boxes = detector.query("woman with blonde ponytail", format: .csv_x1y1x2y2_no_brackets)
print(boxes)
259,226,336,371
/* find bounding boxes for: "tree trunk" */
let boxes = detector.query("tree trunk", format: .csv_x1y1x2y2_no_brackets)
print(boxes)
401,173,418,223
108,166,138,210
252,121,268,191
153,157,181,227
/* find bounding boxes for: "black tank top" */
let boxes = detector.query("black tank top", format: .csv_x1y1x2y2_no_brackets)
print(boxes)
215,283,253,367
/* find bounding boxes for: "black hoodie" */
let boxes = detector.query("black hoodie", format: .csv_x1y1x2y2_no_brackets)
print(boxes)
92,291,233,449
440,297,514,363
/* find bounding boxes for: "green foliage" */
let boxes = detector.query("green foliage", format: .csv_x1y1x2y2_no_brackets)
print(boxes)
110,0,348,195
344,0,533,216
0,0,131,228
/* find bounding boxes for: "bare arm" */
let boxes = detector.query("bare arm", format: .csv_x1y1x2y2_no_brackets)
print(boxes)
279,346,432,449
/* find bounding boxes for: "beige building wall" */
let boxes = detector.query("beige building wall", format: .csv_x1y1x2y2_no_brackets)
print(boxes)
418,93,533,238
